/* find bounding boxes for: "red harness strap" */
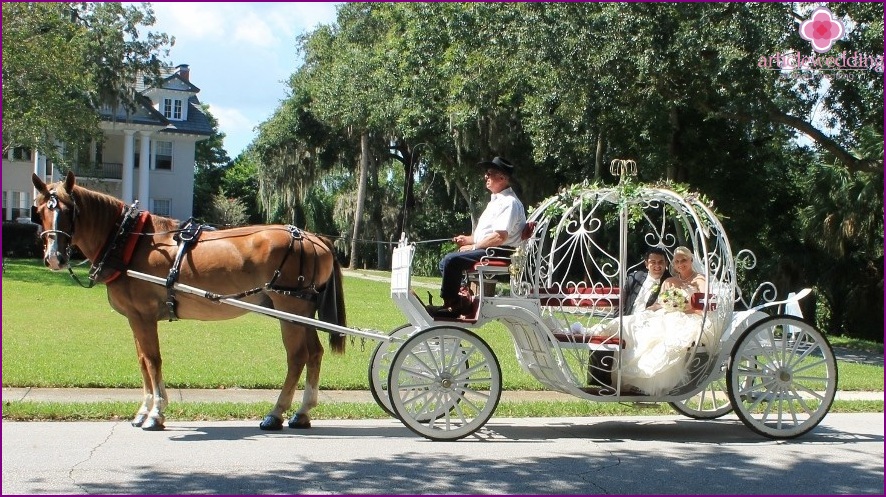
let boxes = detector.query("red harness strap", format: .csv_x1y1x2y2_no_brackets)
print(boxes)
92,210,150,284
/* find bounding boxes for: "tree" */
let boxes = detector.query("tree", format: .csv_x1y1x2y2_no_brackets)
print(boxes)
2,2,172,162
192,105,231,221
220,151,263,224
252,3,882,338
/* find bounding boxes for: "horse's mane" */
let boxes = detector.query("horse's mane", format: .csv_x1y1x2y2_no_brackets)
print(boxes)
49,180,183,234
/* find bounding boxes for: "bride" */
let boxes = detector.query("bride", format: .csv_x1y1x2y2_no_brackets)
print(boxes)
594,246,717,396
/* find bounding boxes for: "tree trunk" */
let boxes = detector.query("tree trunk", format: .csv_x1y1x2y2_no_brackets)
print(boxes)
667,107,685,181
349,132,370,269
594,131,604,180
367,153,387,269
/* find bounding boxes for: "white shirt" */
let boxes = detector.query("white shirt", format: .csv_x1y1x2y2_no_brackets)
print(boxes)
472,187,526,247
632,275,658,314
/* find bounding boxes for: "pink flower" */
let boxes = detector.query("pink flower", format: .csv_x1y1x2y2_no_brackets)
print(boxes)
800,7,845,53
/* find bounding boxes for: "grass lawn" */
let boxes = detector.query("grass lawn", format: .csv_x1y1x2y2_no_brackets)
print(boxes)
3,258,882,420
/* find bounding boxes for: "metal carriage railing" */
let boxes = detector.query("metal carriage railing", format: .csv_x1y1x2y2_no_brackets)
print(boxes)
509,161,737,396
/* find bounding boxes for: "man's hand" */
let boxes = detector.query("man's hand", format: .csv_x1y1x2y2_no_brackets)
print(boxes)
453,234,470,246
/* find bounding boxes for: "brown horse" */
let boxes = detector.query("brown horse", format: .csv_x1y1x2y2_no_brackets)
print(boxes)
31,172,346,431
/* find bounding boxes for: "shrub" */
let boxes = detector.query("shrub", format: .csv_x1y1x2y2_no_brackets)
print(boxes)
2,222,41,258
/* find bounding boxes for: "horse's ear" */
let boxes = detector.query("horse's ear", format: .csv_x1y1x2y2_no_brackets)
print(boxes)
64,170,76,192
32,173,49,196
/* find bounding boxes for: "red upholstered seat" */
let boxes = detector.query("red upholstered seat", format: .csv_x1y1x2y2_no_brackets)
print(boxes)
470,221,537,271
552,333,623,347
690,292,717,310
538,286,620,307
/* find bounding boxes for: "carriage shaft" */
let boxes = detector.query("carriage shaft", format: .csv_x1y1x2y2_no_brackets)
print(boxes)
125,270,393,342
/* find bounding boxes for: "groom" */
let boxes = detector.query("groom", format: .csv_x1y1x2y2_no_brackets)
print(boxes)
588,247,670,388
621,247,670,315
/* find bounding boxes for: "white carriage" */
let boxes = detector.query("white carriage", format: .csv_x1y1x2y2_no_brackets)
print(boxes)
369,160,838,441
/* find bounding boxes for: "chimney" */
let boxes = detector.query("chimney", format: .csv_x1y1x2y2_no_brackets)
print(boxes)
176,64,190,82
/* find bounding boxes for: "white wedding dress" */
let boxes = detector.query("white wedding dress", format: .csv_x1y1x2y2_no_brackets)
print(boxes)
595,287,719,396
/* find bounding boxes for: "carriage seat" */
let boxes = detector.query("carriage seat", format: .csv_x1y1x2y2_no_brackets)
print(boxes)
466,221,536,297
537,286,619,308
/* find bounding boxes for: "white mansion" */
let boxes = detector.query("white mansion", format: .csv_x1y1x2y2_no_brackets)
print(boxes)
2,64,212,222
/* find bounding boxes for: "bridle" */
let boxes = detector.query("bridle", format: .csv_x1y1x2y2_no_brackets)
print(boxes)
37,188,77,243
36,188,83,279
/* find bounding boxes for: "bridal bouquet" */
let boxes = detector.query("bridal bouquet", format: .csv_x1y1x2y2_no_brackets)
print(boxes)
660,287,690,313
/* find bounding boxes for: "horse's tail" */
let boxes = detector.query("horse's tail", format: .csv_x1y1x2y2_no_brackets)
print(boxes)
317,236,346,354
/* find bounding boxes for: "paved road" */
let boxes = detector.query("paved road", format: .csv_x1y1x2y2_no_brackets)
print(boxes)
3,413,883,495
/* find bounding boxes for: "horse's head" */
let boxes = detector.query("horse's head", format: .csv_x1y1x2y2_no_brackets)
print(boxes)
31,171,78,270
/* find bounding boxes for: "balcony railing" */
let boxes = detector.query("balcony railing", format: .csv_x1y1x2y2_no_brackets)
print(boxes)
71,162,123,180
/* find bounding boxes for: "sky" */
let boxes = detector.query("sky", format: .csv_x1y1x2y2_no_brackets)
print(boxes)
144,2,341,160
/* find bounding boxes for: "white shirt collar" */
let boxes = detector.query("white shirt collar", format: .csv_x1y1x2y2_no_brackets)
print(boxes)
491,187,514,200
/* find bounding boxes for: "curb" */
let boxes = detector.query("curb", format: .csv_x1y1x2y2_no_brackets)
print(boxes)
3,387,883,404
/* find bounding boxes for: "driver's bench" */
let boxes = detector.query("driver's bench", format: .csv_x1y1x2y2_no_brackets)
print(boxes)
465,220,537,302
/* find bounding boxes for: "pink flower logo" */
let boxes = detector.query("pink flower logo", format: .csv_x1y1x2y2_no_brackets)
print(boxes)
799,6,845,53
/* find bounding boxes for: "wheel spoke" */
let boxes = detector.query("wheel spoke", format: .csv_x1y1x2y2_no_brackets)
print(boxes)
389,326,502,440
728,316,837,439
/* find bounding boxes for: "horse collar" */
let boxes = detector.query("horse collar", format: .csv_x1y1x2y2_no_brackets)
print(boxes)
89,202,149,284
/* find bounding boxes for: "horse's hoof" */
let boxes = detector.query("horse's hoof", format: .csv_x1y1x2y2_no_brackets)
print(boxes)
131,413,148,427
141,418,165,431
260,415,284,431
287,414,311,429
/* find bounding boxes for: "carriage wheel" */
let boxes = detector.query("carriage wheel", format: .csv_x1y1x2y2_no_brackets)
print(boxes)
368,324,416,418
669,363,733,419
388,326,502,441
727,315,837,439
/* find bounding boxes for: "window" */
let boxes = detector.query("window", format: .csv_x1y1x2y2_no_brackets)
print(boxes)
163,98,183,120
11,147,31,161
152,199,171,216
9,191,30,219
155,141,173,170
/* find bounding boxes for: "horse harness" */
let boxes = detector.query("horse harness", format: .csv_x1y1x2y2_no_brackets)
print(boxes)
40,190,328,320
162,223,325,321
89,201,150,285
37,189,149,288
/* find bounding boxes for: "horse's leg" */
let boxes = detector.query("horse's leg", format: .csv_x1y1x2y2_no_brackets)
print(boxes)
288,326,324,429
130,317,168,431
131,338,153,427
259,321,309,431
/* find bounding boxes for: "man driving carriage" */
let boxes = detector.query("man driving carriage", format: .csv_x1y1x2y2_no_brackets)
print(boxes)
428,156,526,318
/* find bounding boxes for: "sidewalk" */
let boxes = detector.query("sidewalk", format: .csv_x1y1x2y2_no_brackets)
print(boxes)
3,386,882,404
3,347,881,405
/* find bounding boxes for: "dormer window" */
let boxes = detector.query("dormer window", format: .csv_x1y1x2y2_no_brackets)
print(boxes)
163,98,183,120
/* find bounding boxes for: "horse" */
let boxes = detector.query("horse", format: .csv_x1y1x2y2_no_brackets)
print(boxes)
31,171,347,431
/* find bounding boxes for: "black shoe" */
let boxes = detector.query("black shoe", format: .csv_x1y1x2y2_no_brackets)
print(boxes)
427,305,460,318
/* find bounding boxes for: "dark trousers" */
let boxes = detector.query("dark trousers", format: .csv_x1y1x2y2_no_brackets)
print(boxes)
438,249,487,302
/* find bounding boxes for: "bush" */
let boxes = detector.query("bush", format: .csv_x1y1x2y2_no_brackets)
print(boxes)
2,222,41,258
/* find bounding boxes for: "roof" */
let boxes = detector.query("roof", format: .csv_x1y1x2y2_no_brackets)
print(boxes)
162,96,213,137
104,66,212,137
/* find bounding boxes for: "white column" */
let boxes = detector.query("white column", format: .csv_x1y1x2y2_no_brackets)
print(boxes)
32,149,46,200
137,131,151,207
5,190,12,221
121,130,135,203
33,149,46,178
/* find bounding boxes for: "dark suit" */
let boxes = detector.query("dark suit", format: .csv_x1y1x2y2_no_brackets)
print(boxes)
588,269,667,388
621,270,668,315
